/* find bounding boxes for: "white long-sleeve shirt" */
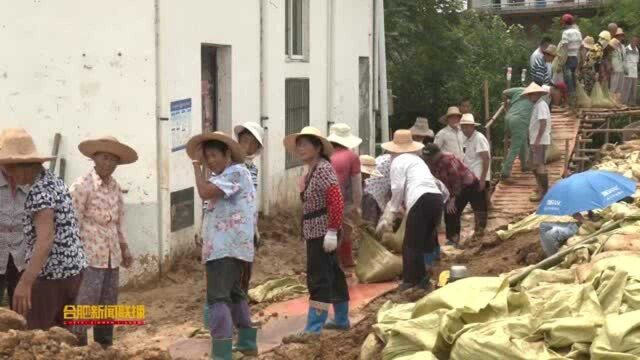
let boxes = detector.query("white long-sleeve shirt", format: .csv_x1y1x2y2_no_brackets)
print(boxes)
561,26,583,57
388,153,441,213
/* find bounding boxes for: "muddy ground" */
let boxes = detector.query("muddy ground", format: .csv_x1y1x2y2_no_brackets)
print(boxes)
106,207,543,359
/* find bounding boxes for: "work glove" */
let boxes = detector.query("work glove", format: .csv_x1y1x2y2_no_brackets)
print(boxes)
323,230,338,253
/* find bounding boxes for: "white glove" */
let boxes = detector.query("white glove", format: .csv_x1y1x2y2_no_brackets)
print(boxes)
323,230,338,253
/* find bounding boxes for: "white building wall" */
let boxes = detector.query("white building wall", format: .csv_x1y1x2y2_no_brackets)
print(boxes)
158,0,261,252
0,0,160,285
262,0,374,210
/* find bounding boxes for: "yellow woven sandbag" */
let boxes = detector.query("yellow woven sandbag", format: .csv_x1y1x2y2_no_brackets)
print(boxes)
247,277,307,303
603,233,640,252
545,142,563,164
591,310,640,359
591,81,614,108
356,226,402,283
577,82,592,108
380,217,405,254
360,333,383,360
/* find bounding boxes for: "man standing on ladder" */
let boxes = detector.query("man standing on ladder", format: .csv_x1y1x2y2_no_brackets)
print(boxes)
500,86,535,184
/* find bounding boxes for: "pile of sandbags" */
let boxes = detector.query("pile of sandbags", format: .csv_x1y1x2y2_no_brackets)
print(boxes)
248,276,307,303
362,252,640,359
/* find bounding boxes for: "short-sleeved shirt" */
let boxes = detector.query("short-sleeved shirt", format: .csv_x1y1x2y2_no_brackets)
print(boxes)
463,131,491,181
434,126,465,159
364,154,391,210
529,98,552,145
330,147,361,206
504,88,534,127
23,169,88,280
70,169,127,269
429,153,478,197
0,172,27,274
202,164,257,264
561,26,582,57
244,160,259,190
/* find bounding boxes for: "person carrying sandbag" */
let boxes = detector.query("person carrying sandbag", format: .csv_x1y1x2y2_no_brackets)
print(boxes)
376,130,443,291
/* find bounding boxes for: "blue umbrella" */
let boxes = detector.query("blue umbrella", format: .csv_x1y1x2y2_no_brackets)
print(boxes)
537,170,637,216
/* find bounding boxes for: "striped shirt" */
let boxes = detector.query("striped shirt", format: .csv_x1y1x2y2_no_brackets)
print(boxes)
531,52,552,86
245,160,259,190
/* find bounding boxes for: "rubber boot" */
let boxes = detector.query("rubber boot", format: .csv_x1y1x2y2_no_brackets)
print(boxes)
303,307,329,334
324,302,350,330
211,338,232,360
234,328,258,356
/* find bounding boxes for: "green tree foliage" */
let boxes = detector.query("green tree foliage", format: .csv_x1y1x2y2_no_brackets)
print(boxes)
386,0,530,150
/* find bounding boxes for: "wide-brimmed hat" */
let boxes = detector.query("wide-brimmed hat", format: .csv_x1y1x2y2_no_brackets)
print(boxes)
186,131,245,163
0,128,55,165
599,30,612,42
543,44,558,57
234,122,264,148
283,126,334,157
78,136,138,165
409,117,434,138
439,107,463,124
582,36,596,49
327,123,362,149
615,28,625,36
360,155,378,175
459,113,480,126
522,82,550,96
381,130,424,154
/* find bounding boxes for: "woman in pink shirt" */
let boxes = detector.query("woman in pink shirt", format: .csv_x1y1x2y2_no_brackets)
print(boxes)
327,123,362,269
70,136,138,347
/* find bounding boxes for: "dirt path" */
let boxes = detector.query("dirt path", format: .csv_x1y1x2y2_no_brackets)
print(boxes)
114,213,305,354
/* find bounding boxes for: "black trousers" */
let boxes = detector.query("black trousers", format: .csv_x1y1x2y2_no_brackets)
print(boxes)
306,237,349,309
206,257,246,305
0,255,22,310
445,180,488,240
403,193,443,285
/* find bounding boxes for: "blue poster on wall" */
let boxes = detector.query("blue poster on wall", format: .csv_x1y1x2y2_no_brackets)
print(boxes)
170,98,192,152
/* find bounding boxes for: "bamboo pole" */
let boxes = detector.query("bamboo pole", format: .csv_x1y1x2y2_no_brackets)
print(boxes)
508,219,624,287
581,128,640,133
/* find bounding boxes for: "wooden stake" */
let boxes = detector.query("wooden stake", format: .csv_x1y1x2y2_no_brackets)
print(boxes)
49,133,61,172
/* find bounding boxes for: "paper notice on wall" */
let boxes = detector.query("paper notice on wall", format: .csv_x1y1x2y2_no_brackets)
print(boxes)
170,98,192,152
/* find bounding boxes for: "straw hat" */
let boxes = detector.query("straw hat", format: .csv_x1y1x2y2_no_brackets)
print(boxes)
381,130,424,154
599,30,612,42
234,122,265,148
582,36,595,50
283,126,334,157
615,28,625,36
459,113,480,126
522,82,550,96
0,128,55,165
186,131,245,163
409,117,434,138
79,136,138,165
439,107,463,124
327,123,362,149
360,155,377,175
543,44,558,57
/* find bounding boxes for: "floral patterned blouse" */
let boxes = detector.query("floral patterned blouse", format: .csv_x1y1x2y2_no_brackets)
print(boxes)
70,169,128,269
201,164,257,264
23,169,88,280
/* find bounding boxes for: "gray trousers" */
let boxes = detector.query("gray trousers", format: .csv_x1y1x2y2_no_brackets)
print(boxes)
72,266,119,346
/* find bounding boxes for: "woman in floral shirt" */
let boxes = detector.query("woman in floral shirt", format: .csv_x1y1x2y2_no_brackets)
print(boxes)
70,136,137,347
283,127,348,337
0,128,87,330
187,131,257,359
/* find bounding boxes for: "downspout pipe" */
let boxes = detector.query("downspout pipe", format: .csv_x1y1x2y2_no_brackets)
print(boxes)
260,0,269,215
154,0,166,280
326,0,335,133
377,0,390,142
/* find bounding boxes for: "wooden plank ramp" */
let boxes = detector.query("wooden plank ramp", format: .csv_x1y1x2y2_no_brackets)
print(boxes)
491,109,581,216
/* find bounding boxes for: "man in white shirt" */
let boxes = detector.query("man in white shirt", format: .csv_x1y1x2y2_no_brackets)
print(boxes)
378,130,443,291
560,14,582,99
460,114,490,236
434,106,465,159
622,36,639,105
524,83,552,202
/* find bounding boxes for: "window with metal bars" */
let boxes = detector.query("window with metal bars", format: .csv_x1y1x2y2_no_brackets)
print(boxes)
285,78,310,169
